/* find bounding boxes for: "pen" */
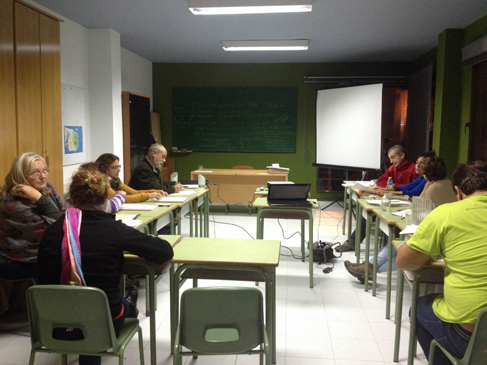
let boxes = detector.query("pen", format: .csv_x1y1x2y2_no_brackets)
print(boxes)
133,214,140,219
157,204,171,207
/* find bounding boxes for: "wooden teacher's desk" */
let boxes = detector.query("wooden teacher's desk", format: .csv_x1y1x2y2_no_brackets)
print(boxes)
190,168,288,205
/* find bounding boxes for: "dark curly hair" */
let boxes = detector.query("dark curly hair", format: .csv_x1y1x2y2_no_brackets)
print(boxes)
420,155,447,182
452,161,487,196
69,162,108,207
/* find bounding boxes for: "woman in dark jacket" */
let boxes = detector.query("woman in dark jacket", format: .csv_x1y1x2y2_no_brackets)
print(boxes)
37,165,174,365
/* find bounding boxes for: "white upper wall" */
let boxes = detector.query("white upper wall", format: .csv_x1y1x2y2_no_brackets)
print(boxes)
121,48,153,111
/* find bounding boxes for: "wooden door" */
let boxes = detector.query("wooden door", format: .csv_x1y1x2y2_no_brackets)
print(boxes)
0,0,17,180
14,2,43,155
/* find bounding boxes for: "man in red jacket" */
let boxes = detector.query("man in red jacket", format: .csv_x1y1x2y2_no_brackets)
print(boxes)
337,145,418,252
375,145,417,188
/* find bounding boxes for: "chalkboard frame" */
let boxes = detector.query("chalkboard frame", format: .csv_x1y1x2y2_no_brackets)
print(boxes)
172,87,298,153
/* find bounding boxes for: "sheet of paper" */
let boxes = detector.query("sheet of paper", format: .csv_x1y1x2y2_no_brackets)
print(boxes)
120,219,141,227
170,191,196,195
392,209,412,217
120,204,156,211
366,199,411,206
182,184,198,188
117,214,138,220
352,182,376,193
152,197,188,203
390,200,411,206
400,225,418,234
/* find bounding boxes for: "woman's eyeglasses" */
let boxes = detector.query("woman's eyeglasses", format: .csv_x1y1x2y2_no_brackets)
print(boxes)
29,169,49,178
109,165,122,170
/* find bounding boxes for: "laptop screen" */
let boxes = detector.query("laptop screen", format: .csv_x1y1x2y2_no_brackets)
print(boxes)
268,184,310,200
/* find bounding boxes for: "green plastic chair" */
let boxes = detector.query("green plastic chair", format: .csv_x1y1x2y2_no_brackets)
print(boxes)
428,307,487,364
26,285,144,365
173,287,270,365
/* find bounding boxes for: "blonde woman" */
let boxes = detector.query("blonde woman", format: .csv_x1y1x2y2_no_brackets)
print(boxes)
0,152,64,280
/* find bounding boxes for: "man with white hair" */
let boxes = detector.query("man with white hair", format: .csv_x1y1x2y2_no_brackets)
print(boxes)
128,144,184,193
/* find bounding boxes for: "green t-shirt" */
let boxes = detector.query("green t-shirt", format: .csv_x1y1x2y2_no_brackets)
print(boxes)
407,194,487,323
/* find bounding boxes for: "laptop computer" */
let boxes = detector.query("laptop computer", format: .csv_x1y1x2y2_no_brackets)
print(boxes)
267,183,312,207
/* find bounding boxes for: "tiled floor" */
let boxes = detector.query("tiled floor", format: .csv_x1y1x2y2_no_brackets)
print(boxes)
0,201,429,365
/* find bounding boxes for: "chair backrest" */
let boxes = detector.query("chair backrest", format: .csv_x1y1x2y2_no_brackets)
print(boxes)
180,287,264,354
467,307,487,363
171,172,178,182
232,165,254,170
27,285,118,354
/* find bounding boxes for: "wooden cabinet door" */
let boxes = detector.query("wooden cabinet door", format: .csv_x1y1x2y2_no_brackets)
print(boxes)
0,0,17,180
15,2,43,156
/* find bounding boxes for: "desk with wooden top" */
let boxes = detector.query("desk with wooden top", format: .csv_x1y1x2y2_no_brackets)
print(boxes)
190,168,288,205
253,196,319,288
124,235,182,365
169,237,281,364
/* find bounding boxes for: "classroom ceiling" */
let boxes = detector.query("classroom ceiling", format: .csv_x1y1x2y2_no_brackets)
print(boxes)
35,0,487,64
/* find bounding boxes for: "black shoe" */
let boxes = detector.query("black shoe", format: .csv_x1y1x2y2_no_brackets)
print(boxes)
125,285,138,307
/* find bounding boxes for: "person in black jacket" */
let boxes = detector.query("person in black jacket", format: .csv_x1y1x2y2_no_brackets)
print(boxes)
38,165,174,365
128,144,184,193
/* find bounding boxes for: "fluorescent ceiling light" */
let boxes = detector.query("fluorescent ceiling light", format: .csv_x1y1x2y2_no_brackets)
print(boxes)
189,0,312,15
222,40,309,51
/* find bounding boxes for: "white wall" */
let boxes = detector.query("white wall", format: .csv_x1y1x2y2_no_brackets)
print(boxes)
27,1,153,196
87,29,123,163
121,48,153,111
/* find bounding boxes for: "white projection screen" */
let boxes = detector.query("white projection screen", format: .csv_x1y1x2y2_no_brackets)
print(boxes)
316,84,383,170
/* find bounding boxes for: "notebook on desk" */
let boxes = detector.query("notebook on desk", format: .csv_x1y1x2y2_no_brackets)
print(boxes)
267,183,312,207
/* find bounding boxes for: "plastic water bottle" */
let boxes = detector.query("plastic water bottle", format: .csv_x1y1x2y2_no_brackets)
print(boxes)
386,177,393,190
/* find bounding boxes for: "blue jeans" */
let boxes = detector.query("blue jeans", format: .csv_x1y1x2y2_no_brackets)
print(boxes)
368,244,397,273
413,293,471,365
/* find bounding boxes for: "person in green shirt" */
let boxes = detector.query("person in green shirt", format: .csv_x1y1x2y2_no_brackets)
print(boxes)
396,161,487,364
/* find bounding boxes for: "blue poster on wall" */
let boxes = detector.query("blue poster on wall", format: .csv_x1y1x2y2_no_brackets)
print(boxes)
64,126,83,154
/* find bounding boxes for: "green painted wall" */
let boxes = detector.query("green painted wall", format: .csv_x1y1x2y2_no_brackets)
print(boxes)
432,29,464,175
152,62,409,199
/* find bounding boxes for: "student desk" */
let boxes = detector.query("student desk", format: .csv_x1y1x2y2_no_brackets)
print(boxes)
371,207,408,319
253,196,319,288
355,198,382,290
145,187,209,237
190,168,288,205
124,235,182,365
188,187,210,237
116,204,177,235
341,181,356,236
391,240,444,364
169,237,281,364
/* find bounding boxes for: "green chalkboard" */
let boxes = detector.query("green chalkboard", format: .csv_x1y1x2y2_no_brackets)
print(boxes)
172,88,297,152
